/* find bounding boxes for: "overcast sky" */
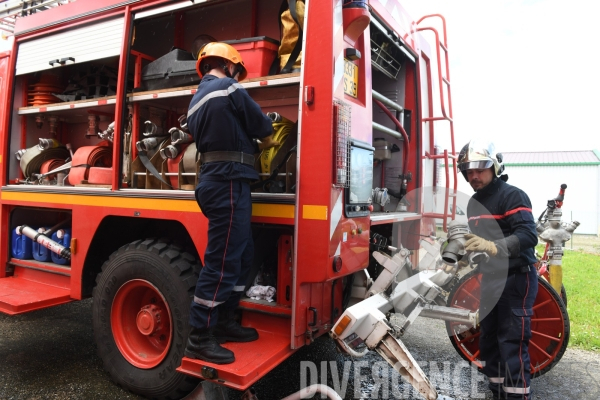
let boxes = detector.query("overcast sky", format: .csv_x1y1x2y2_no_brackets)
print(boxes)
401,0,600,154
2,0,598,156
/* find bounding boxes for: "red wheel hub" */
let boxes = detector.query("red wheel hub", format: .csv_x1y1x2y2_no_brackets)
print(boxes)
136,305,163,336
111,279,172,369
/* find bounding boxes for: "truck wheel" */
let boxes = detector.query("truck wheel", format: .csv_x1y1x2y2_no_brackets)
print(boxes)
445,269,570,377
92,238,200,399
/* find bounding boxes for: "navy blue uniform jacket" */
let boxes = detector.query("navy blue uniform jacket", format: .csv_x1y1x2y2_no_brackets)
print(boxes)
467,177,538,274
187,74,273,182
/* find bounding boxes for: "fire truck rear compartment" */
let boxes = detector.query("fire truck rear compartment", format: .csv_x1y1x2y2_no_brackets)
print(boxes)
7,0,295,192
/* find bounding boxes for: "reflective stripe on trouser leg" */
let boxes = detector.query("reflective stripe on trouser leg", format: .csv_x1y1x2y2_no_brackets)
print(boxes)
503,386,531,395
190,180,252,329
488,377,504,400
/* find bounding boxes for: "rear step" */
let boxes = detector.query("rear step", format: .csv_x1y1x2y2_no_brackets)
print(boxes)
0,265,72,315
177,312,296,390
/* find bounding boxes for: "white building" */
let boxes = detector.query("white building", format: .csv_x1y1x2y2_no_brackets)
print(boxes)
449,150,600,236
499,150,600,236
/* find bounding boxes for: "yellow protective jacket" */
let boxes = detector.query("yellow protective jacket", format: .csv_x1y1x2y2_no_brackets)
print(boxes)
278,0,304,72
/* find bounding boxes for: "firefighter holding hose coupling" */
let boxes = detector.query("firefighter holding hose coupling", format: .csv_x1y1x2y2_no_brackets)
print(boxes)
458,140,538,399
185,42,279,364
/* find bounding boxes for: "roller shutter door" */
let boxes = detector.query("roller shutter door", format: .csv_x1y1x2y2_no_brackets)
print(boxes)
15,17,124,76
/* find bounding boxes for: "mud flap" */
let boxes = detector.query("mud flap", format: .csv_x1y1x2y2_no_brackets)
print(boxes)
375,334,438,400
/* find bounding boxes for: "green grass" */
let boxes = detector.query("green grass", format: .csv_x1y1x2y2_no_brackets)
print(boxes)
536,244,600,352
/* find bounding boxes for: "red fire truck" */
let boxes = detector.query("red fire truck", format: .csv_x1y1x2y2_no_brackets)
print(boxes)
0,0,569,399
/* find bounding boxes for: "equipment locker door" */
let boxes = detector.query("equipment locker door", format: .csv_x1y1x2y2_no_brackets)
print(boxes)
15,17,124,75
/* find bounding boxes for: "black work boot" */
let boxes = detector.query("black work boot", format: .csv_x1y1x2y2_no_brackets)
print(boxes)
213,308,259,343
184,327,235,364
489,383,504,399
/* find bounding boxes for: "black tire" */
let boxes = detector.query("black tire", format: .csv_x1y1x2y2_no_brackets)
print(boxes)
445,269,570,377
92,238,200,399
560,284,568,308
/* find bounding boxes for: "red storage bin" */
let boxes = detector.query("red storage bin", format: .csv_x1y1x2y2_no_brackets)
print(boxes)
224,37,280,79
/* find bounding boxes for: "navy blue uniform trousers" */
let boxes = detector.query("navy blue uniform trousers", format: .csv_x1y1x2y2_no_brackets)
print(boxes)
189,179,253,329
480,267,538,399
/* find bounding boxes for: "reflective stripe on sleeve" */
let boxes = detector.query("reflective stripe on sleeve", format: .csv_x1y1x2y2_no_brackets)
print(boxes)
233,285,246,292
468,207,532,221
489,377,505,383
187,82,244,119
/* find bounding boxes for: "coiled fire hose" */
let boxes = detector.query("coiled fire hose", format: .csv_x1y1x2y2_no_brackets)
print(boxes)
68,143,113,185
164,143,193,188
39,158,67,181
18,145,70,179
260,114,295,175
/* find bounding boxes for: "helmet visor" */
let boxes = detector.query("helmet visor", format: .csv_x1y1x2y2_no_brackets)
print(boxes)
458,160,493,172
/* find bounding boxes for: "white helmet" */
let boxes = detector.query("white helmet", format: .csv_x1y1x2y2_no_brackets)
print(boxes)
457,140,505,180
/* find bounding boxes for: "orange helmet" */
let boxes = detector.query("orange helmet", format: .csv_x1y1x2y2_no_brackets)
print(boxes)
195,42,247,81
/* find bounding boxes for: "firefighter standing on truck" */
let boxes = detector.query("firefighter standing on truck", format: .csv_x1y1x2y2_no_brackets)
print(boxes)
458,140,538,400
184,42,279,364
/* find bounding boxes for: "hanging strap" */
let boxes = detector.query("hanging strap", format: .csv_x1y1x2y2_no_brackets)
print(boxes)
138,150,172,188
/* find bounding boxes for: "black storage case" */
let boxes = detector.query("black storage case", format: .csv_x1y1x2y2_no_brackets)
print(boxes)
140,48,199,91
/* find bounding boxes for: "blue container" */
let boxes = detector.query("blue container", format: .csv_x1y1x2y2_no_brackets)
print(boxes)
51,228,71,265
33,227,52,262
11,227,33,259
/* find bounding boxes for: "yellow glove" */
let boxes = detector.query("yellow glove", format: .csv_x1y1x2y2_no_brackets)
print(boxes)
464,234,498,257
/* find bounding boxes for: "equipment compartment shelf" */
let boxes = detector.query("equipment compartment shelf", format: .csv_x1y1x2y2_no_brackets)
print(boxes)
9,258,72,276
17,74,300,115
17,96,117,115
128,73,301,109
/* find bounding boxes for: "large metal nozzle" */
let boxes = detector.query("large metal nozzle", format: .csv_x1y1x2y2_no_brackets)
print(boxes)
39,138,61,150
160,145,179,160
143,121,164,137
136,137,159,152
99,121,115,142
468,251,489,265
177,114,189,133
441,239,464,264
169,127,193,145
267,112,282,122
441,220,469,265
565,221,580,234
